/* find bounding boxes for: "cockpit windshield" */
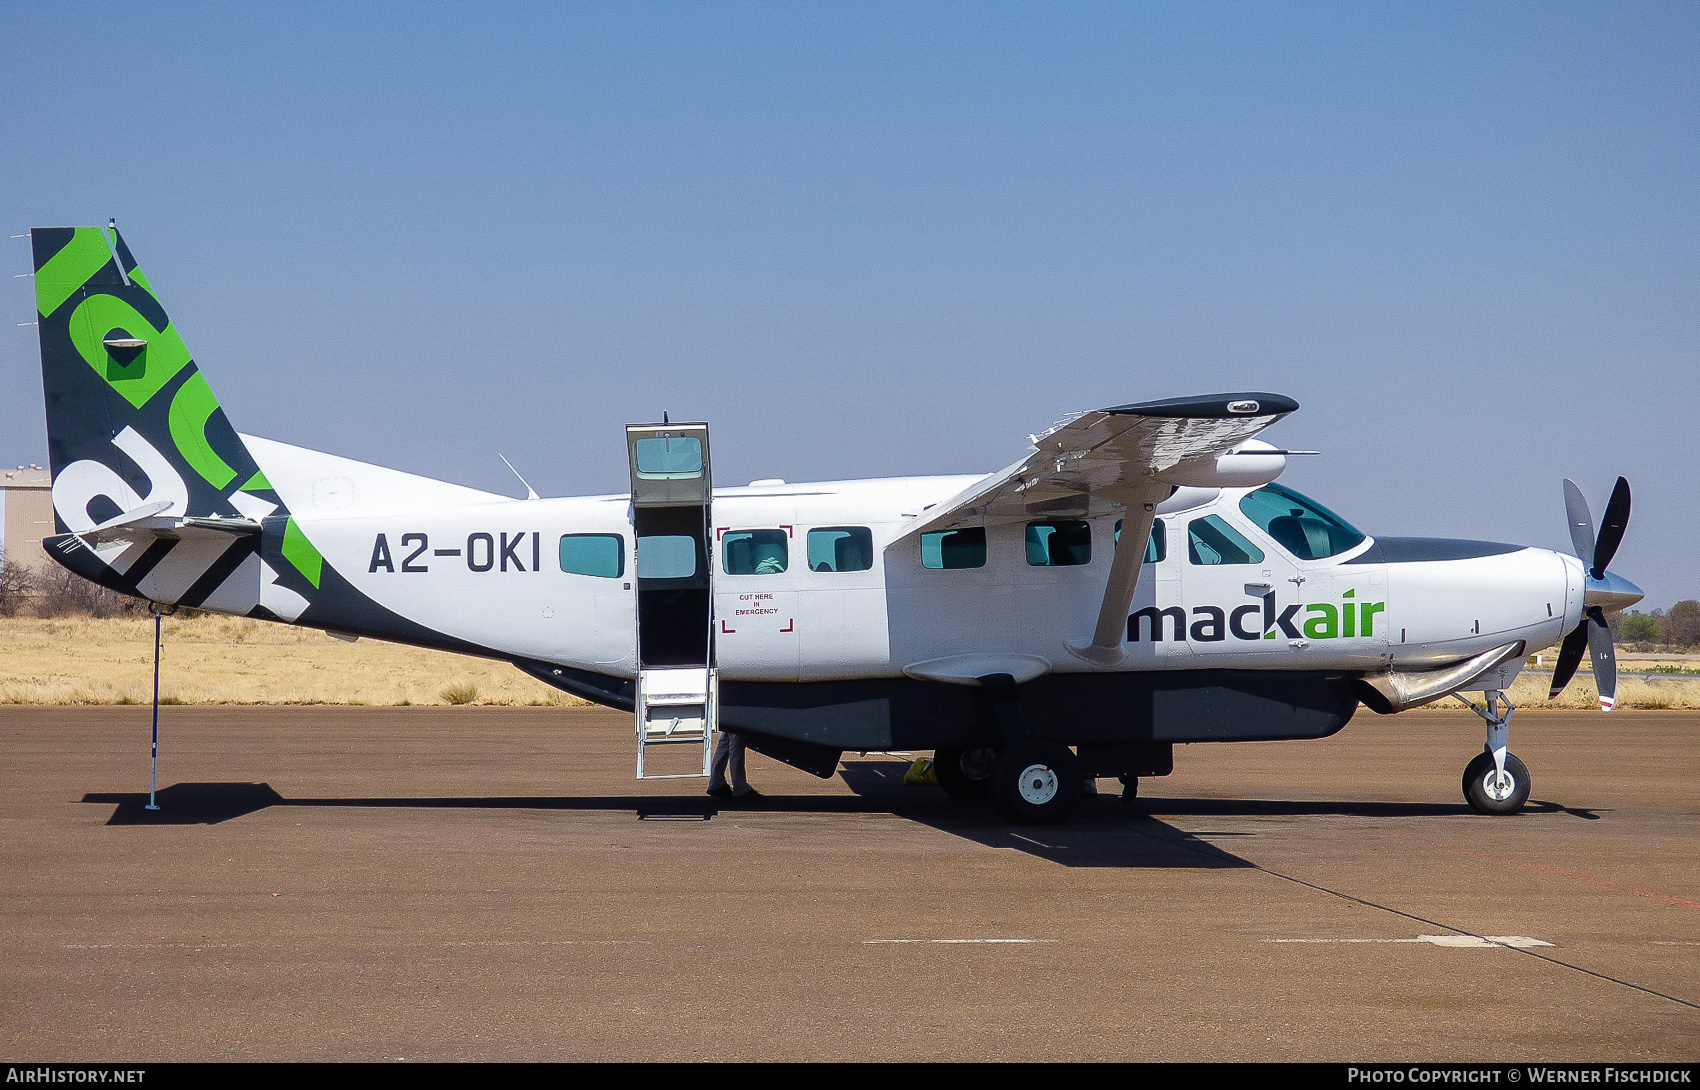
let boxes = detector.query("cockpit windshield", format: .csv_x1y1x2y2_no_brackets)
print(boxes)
1238,483,1366,560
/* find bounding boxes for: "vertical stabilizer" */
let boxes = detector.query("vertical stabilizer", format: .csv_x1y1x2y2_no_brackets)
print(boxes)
32,225,264,534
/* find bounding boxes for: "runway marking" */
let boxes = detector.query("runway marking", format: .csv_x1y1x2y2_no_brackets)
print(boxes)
65,940,653,950
863,938,1058,945
1367,827,1700,911
1265,935,1553,948
63,942,251,950
1653,941,1700,946
440,940,653,947
1085,810,1700,1013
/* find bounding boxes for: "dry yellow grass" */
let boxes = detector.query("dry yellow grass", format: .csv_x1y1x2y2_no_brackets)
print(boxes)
0,615,588,707
1,615,1693,710
1494,670,1700,711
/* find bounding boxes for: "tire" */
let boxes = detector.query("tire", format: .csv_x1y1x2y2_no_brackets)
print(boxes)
934,747,994,801
1119,775,1139,803
1462,751,1531,815
990,739,1082,824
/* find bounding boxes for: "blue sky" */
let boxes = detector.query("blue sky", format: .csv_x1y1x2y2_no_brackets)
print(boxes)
2,2,1695,606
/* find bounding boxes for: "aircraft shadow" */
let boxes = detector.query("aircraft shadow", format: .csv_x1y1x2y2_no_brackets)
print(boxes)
80,772,1250,870
1131,797,1603,820
78,774,1601,869
834,760,1252,869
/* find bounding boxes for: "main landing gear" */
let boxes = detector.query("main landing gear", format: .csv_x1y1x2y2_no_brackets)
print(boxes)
988,739,1082,824
1456,689,1531,815
933,746,995,801
934,742,1087,823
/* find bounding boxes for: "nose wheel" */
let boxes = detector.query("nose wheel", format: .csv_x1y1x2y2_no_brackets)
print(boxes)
1463,750,1530,815
1455,689,1531,815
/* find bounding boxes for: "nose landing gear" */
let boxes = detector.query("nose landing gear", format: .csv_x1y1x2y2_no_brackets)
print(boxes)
1455,689,1531,815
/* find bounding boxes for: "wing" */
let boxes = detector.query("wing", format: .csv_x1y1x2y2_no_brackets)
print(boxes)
896,392,1299,539
892,392,1299,671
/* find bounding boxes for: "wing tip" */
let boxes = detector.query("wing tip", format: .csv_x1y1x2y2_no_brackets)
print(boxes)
1104,392,1299,419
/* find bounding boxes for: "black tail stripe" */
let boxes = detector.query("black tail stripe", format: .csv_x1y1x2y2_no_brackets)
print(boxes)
176,537,259,609
116,539,179,593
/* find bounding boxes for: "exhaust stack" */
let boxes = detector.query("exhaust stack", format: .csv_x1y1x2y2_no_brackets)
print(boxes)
1355,640,1526,715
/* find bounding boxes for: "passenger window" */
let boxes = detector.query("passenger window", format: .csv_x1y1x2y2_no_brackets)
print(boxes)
1025,521,1090,566
723,529,789,575
559,533,624,578
633,436,703,480
807,527,873,572
636,534,698,579
921,527,986,569
1113,519,1167,563
1238,483,1366,560
1187,515,1265,565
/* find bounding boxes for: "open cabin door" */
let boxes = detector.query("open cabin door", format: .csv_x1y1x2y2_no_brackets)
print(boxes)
626,422,717,779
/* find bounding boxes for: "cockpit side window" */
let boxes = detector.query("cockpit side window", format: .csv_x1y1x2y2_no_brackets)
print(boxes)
1238,484,1365,560
1187,515,1265,566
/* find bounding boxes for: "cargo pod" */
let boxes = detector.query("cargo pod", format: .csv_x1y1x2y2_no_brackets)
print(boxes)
626,423,716,779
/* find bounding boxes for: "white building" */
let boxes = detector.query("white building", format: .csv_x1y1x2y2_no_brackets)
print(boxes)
0,465,54,574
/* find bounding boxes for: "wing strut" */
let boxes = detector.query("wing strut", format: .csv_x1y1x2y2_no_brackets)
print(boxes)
1067,490,1164,667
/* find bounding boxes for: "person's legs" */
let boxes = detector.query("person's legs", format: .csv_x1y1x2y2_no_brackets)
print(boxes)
726,732,749,795
708,731,734,793
708,731,750,796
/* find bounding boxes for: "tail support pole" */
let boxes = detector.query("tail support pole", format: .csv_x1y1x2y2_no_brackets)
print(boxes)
147,608,161,811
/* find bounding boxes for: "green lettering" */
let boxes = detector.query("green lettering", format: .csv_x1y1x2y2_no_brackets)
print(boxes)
1362,601,1385,636
168,370,236,488
35,226,115,316
1303,603,1338,640
68,292,193,408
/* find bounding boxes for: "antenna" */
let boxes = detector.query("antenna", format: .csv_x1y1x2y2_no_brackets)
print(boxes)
498,453,541,500
663,411,670,425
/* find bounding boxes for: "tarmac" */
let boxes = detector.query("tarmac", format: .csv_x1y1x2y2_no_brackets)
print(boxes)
1,704,1696,1062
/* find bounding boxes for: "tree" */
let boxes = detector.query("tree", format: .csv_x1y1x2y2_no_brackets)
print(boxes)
1668,600,1700,649
1619,612,1661,643
0,553,32,617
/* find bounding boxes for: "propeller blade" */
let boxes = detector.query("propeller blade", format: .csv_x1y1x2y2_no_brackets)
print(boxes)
1591,476,1631,579
1548,620,1589,699
1562,478,1595,568
1586,606,1617,711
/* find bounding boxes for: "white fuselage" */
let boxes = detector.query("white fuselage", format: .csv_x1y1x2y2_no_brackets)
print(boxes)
247,437,1580,684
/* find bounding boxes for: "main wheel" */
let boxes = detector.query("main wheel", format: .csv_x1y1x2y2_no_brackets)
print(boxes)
990,739,1082,824
934,747,995,801
1462,751,1531,815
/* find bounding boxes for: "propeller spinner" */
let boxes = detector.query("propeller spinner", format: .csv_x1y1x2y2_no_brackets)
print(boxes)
1550,477,1643,710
